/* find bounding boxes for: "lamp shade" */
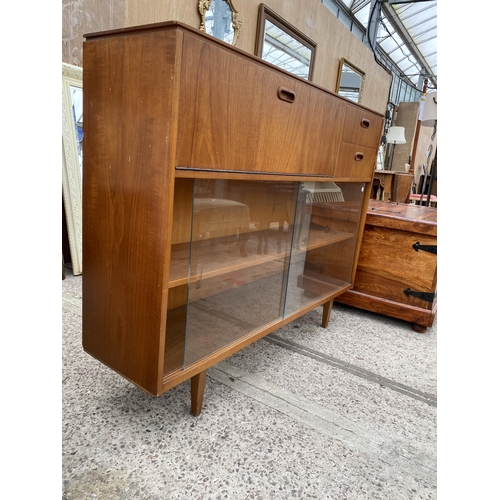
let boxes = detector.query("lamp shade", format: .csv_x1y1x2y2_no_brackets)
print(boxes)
386,126,406,144
421,91,437,127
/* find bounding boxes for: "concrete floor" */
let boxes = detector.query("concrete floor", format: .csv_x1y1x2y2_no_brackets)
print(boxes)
62,266,437,499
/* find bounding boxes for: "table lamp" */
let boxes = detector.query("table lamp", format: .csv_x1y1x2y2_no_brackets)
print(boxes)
421,91,437,127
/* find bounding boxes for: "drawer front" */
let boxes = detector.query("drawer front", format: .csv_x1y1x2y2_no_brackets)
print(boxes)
335,142,378,179
177,33,346,176
342,104,383,148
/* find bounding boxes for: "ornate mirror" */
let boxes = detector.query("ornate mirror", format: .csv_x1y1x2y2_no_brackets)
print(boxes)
335,58,365,103
255,4,317,80
199,0,242,46
62,62,83,275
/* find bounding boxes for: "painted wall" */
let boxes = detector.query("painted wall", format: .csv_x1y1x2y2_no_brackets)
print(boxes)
62,0,392,114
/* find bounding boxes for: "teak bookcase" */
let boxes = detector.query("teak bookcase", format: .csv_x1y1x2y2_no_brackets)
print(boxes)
82,21,384,415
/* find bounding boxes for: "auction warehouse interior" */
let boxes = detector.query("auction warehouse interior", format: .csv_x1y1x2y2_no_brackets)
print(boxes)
62,1,440,498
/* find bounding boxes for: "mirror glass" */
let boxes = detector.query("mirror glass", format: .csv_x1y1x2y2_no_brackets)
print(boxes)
255,5,317,80
200,0,241,46
70,86,83,178
336,58,365,103
62,62,83,275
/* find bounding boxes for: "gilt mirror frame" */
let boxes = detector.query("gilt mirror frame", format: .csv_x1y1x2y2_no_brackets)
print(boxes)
199,0,242,46
255,4,317,81
335,58,366,104
62,62,83,275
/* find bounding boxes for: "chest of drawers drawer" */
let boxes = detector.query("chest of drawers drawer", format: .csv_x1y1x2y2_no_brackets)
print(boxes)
335,142,378,179
342,104,383,148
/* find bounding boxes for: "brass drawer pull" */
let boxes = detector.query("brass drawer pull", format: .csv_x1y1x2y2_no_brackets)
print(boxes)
355,152,364,161
361,118,370,128
277,86,295,103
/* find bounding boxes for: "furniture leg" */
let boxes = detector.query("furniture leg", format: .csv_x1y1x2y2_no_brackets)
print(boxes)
257,234,263,255
411,323,427,333
321,300,333,328
191,370,207,416
239,229,249,257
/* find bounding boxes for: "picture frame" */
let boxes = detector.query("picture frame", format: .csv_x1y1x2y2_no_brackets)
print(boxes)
62,62,83,275
199,0,242,46
335,58,365,103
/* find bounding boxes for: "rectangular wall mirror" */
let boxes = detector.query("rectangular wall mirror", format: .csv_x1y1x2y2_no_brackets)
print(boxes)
62,62,83,275
255,4,317,80
335,58,365,103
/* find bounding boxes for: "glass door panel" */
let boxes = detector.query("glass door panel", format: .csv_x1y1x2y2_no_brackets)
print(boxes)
177,179,366,368
183,179,298,367
284,181,365,316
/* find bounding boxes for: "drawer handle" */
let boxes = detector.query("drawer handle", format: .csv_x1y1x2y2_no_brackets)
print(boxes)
277,86,295,103
355,152,364,161
361,118,370,128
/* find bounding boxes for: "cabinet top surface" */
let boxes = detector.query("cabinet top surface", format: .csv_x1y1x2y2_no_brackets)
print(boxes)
366,200,437,227
373,171,412,177
84,20,187,39
83,20,383,117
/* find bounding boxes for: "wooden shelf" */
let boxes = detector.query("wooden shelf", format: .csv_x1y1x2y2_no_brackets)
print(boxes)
168,226,353,288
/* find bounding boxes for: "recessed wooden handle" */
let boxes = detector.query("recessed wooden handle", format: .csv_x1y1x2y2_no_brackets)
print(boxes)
277,86,295,103
355,152,364,161
361,118,370,128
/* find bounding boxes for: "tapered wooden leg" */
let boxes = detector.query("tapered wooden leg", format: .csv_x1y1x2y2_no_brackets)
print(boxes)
190,370,207,416
322,300,333,328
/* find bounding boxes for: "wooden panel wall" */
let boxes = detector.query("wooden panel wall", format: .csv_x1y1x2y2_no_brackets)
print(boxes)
62,0,125,66
62,0,392,114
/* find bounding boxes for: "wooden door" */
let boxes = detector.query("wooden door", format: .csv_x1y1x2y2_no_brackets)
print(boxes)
176,33,346,176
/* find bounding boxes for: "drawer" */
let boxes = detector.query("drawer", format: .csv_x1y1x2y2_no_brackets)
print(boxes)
335,143,377,179
342,104,383,148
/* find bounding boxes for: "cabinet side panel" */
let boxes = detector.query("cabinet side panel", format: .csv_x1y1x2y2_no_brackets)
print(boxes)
176,33,345,176
82,29,180,395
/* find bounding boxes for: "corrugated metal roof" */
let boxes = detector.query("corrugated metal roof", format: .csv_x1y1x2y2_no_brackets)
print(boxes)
338,0,437,89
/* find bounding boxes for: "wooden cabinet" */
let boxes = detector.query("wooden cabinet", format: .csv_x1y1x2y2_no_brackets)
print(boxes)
82,21,384,415
336,200,437,332
371,171,414,203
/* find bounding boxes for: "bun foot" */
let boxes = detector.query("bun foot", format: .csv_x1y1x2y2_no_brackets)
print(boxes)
411,323,427,333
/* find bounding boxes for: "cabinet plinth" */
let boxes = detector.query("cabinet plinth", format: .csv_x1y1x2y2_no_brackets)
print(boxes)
82,21,384,413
